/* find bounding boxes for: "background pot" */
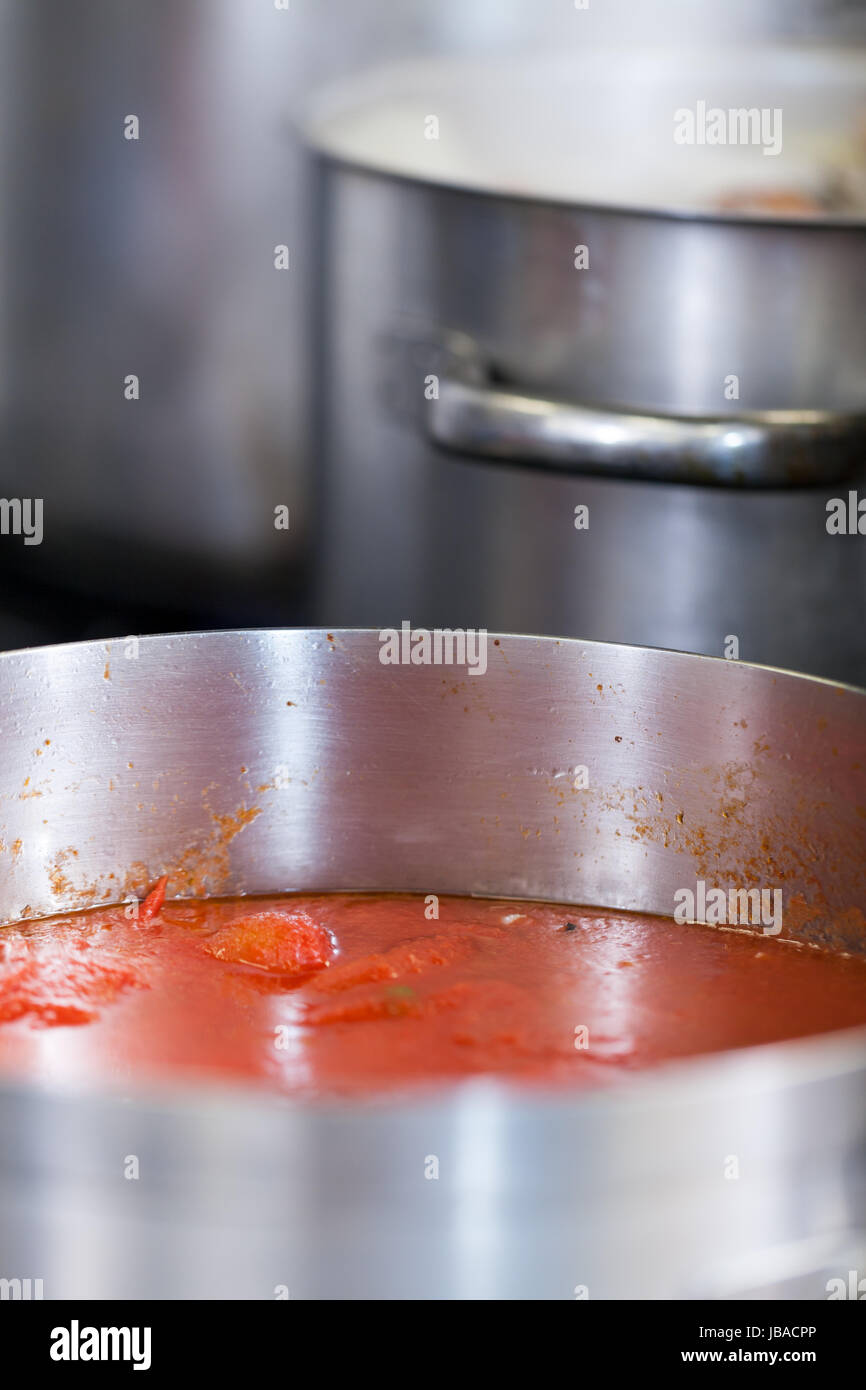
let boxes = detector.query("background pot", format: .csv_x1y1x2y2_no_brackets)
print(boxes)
309,48,866,682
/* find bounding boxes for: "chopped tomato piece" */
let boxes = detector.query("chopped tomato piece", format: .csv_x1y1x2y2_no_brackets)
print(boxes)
305,984,421,1026
139,876,169,923
203,909,333,975
310,932,474,994
308,952,398,994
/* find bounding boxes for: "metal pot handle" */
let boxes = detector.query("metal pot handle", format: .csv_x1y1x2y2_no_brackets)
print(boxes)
427,368,865,488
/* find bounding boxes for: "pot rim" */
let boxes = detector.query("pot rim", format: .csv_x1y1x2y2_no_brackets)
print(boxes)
304,46,866,230
311,145,866,232
2,626,864,696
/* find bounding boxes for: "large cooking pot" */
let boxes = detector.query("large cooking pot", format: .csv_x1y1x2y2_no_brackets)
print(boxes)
0,628,864,1299
308,46,866,683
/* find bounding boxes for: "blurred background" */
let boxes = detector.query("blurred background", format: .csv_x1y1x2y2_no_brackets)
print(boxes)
0,0,863,654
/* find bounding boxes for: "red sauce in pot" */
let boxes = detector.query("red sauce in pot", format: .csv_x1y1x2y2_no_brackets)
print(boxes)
1,892,865,1095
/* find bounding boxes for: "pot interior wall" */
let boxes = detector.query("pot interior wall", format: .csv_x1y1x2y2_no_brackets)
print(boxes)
308,48,866,217
0,630,862,959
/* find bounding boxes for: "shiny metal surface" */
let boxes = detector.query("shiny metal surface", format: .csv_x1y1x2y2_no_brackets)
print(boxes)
0,629,864,1298
309,50,866,417
430,372,866,487
314,162,866,683
311,49,866,683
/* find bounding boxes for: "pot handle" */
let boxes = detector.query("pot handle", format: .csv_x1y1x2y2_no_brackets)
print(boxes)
427,372,865,488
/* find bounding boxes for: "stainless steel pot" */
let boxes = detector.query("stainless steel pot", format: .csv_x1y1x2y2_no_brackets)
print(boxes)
0,629,864,1299
308,48,866,683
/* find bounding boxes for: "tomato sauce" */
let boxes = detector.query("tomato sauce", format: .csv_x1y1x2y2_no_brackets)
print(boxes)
1,892,865,1095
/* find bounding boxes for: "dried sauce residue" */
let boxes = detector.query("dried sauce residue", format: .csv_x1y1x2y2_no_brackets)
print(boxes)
33,797,264,921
